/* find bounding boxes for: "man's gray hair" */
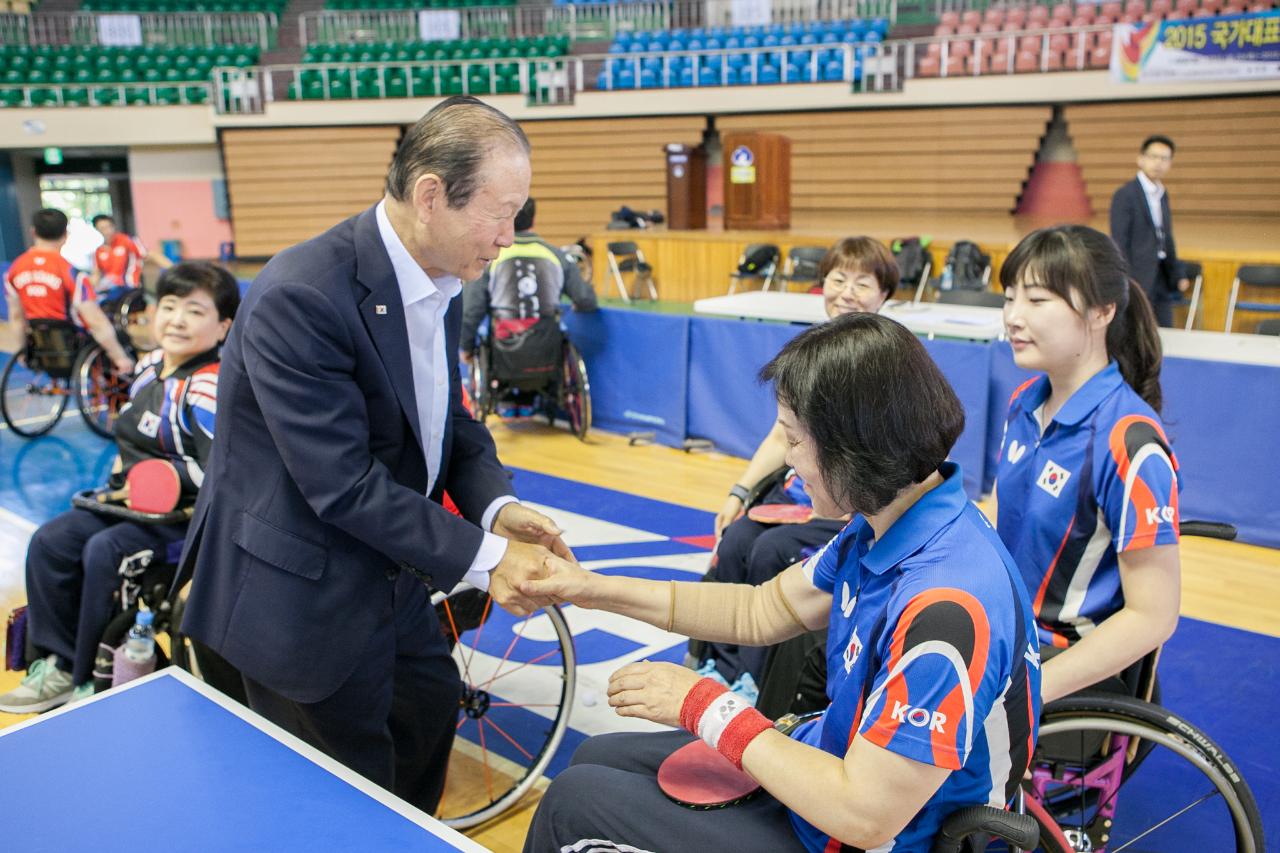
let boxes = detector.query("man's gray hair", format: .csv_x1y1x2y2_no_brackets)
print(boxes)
385,95,530,209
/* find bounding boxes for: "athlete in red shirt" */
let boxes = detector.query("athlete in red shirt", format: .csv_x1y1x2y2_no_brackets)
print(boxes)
92,213,170,289
6,209,134,374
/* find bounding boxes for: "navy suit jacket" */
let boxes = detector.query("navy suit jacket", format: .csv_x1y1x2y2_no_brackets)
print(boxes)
179,205,514,703
1109,177,1183,295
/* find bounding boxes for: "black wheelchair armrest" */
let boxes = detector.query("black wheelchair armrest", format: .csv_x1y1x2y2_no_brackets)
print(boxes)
71,489,191,525
1178,520,1236,541
931,805,1039,853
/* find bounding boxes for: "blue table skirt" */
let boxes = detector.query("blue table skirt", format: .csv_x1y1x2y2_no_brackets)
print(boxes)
565,308,1278,548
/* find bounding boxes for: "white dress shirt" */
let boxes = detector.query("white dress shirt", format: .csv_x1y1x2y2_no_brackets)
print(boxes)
376,201,514,590
1136,171,1167,259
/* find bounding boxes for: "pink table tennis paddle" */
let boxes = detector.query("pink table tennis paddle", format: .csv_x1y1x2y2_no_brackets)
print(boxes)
99,459,182,514
657,739,762,809
747,503,814,525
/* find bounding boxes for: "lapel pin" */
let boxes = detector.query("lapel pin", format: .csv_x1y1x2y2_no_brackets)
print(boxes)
375,304,387,315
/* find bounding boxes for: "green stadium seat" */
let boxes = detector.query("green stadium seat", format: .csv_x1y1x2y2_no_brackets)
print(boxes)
92,87,120,105
185,86,209,103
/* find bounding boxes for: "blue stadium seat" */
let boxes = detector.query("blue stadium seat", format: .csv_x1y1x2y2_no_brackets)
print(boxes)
742,35,760,48
668,37,686,51
786,62,814,83
727,52,748,70
704,36,722,49
646,40,665,52
595,69,611,89
639,68,658,88
788,49,812,66
779,34,797,47
702,54,722,71
725,66,741,85
642,56,661,73
615,68,636,89
609,42,627,54
725,36,741,49
822,60,844,81
759,64,780,84
679,66,694,87
687,38,703,50
698,65,719,86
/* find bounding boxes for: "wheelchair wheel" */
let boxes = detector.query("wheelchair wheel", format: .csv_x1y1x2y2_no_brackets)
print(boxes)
468,346,494,421
560,340,590,441
432,588,575,830
74,344,130,438
0,352,71,437
1029,693,1263,853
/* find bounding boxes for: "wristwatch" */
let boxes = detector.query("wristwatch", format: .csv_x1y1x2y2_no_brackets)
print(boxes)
728,484,750,503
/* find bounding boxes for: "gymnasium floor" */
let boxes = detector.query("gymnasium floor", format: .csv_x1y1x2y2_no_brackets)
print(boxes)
1,408,1276,852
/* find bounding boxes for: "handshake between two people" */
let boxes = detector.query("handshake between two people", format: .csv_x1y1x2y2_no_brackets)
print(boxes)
487,502,594,617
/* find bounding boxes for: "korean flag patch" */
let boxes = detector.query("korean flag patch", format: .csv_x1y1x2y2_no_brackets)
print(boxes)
1036,460,1071,498
138,411,161,439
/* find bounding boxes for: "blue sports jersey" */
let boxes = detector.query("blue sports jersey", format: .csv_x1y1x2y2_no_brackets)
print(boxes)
995,362,1180,648
787,463,1041,853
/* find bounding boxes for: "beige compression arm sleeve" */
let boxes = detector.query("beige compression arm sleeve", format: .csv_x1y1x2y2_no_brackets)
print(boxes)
666,574,809,646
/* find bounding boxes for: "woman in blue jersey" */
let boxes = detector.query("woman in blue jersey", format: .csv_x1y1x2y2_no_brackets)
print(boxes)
697,237,899,690
995,225,1180,704
520,313,1040,853
0,262,239,714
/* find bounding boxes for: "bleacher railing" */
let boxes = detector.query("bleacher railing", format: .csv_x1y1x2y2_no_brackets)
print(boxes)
0,11,272,49
590,41,898,88
899,22,1114,75
0,80,212,107
299,0,896,47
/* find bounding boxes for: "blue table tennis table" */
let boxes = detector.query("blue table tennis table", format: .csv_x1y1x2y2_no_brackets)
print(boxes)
0,667,490,852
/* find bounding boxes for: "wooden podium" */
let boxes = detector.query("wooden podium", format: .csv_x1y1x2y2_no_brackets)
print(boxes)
663,143,706,230
722,132,790,230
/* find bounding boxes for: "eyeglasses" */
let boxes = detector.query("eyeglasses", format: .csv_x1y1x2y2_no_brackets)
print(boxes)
823,274,877,294
1141,152,1173,162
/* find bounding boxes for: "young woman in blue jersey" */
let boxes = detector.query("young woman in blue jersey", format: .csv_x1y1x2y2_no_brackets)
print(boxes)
519,313,1040,853
996,225,1180,705
0,262,239,714
698,237,899,688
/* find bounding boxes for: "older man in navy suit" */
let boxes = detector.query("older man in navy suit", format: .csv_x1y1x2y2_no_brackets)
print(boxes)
179,96,570,811
1109,134,1189,328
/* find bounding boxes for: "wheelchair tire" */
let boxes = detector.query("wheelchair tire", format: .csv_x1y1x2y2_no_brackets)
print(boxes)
431,589,576,830
560,340,590,441
1030,693,1264,853
0,351,70,437
73,344,130,438
468,345,495,421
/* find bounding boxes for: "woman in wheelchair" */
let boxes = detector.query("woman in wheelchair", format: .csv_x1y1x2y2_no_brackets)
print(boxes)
519,314,1041,853
698,237,899,691
994,225,1181,705
0,262,239,714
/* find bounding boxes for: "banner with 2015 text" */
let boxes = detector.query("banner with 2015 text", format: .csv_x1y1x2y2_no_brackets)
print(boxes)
1111,10,1280,82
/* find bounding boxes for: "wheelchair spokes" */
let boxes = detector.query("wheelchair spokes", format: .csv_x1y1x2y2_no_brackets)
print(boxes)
434,591,575,830
559,341,591,441
0,355,72,437
1030,697,1263,853
75,345,130,438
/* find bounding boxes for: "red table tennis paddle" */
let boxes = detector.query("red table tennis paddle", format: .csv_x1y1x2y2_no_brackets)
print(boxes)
657,739,762,810
99,459,182,514
747,503,814,525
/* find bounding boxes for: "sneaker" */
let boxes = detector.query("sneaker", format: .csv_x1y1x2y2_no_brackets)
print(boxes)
694,658,731,688
0,655,74,714
69,683,96,704
728,672,759,707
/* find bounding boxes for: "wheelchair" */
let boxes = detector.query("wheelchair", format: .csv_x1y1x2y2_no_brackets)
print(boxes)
467,317,592,441
1,287,148,439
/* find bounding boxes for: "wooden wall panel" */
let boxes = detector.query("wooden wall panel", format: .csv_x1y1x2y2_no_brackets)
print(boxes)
520,116,706,247
716,106,1051,227
222,126,401,258
1066,95,1280,221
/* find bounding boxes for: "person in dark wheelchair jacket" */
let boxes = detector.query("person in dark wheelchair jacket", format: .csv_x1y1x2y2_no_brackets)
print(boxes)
459,196,597,390
0,262,239,714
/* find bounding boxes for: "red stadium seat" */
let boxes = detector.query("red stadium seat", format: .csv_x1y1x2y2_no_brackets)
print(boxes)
1125,0,1148,18
1045,51,1065,70
1222,2,1246,12
1249,2,1272,11
1165,8,1188,16
1150,0,1173,16
1101,1,1125,16
961,9,982,26
934,24,956,36
949,38,973,57
1049,33,1071,52
1097,29,1114,48
968,53,989,74
1074,3,1097,21
1121,11,1143,22
1028,5,1051,24
957,22,978,34
1006,7,1028,26
1176,0,1198,14
980,22,1001,34
1200,0,1224,12
984,8,1005,25
990,50,1012,73
1089,45,1112,67
1002,20,1024,33
940,10,960,27
917,55,941,76
1070,30,1095,53
925,41,943,56
1052,3,1075,21
1071,15,1095,27
1019,34,1043,53
945,54,967,75
1015,50,1041,72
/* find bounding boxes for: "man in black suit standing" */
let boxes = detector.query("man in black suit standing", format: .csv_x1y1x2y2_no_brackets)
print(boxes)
1109,134,1189,327
179,96,570,812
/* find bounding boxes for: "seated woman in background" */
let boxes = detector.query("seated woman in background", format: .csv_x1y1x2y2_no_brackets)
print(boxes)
520,313,1039,853
695,237,900,692
0,262,240,714
994,225,1181,704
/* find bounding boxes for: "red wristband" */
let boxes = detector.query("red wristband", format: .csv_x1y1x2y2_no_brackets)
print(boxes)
717,707,774,770
679,677,729,734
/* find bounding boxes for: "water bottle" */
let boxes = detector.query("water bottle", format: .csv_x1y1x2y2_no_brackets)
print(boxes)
112,610,156,686
940,264,954,292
